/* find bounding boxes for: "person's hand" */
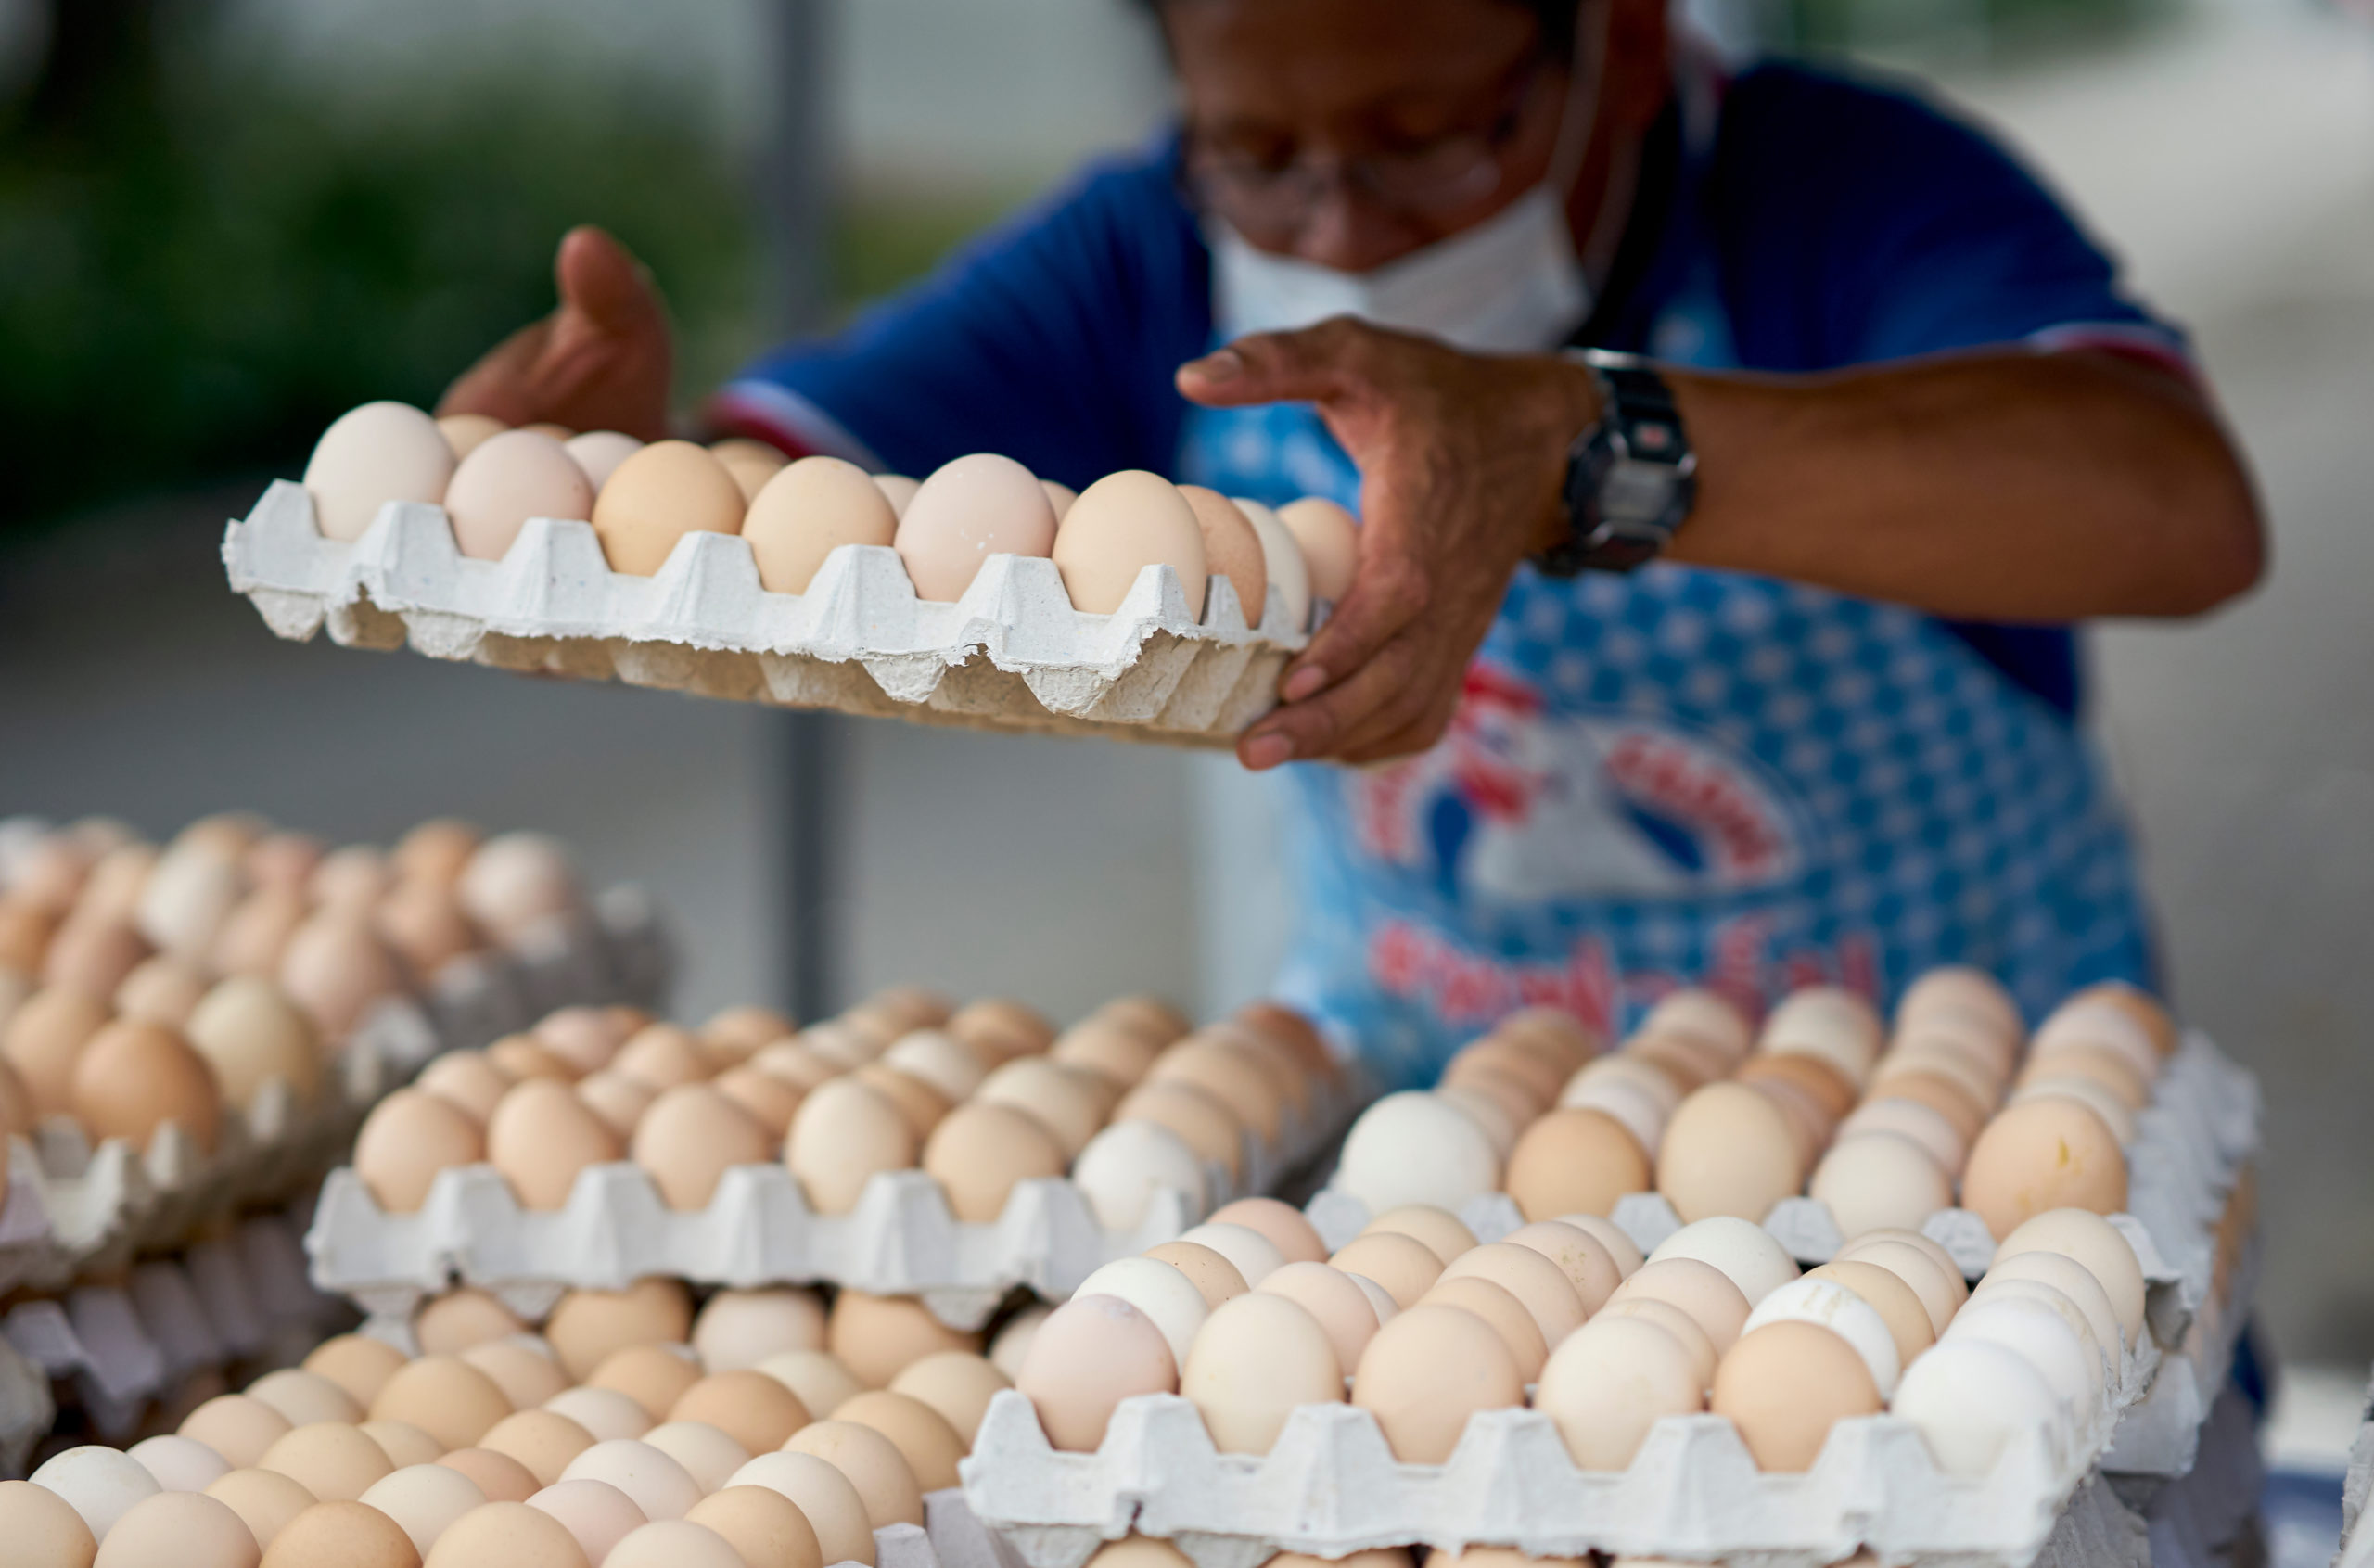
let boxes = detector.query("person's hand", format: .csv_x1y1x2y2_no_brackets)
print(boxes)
438,225,674,441
1177,318,1602,769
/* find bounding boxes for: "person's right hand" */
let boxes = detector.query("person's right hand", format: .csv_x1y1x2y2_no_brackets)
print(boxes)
438,225,675,441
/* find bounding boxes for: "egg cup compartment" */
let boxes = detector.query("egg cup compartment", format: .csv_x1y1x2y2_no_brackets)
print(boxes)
223,480,1312,746
305,1062,1369,1335
0,884,671,1297
959,1363,2153,1568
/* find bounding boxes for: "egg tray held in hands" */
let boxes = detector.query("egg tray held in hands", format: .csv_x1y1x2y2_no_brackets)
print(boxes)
222,480,1313,746
0,885,672,1297
305,1064,1367,1336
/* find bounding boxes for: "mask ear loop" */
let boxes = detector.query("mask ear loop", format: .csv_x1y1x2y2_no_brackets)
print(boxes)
1551,0,1641,290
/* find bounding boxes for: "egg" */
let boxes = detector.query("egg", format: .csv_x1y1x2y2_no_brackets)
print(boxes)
2,984,108,1113
278,912,405,1040
1180,1292,1344,1454
94,1489,264,1568
486,1079,622,1211
1275,497,1358,604
377,880,483,976
563,432,644,491
1178,1221,1284,1288
1992,1207,2146,1342
1535,1315,1704,1470
887,1353,1011,1448
628,1085,769,1210
543,1280,696,1383
1895,1337,2066,1479
300,1337,410,1411
742,457,901,594
70,1018,221,1154
870,1031,980,1103
587,1345,703,1421
1944,1296,2100,1410
200,1471,313,1552
1326,1232,1443,1310
727,1453,875,1565
1140,1241,1249,1309
1500,1106,1651,1221
481,1412,596,1487
352,1091,483,1211
1113,1082,1244,1182
246,1370,364,1428
255,1499,418,1568
781,1421,921,1527
45,911,151,1001
1014,1294,1177,1451
360,1466,487,1558
827,1292,982,1390
1976,1251,2124,1360
184,976,324,1115
1085,1541,1196,1568
1244,1261,1375,1373
1836,1095,1966,1173
182,1396,297,1470
712,439,790,502
439,414,507,460
2033,999,2162,1081
442,431,594,561
1709,1321,1881,1470
1809,1132,1955,1240
305,402,457,542
123,1434,231,1494
755,1353,865,1431
0,1475,100,1563
558,1441,698,1523
415,1290,532,1355
1647,1217,1800,1306
111,956,207,1036
541,1389,650,1445
1069,1120,1207,1230
873,476,921,519
947,996,1056,1058
851,1064,951,1138
1501,1219,1622,1313
669,1371,811,1456
458,835,581,946
2019,1043,2150,1112
1804,1260,1936,1370
1349,1304,1521,1463
2011,1077,2138,1146
204,886,300,977
523,1480,645,1566
691,1289,827,1373
372,1358,515,1452
534,1006,632,1072
1040,480,1079,518
362,1422,444,1471
1333,1092,1500,1216
1609,1258,1749,1351
683,1486,824,1568
1959,1099,2128,1242
1742,1277,1902,1396
2070,981,2179,1058
460,1345,568,1413
973,1058,1105,1157
1071,1258,1209,1369
1878,1039,2004,1107
420,1500,586,1568
1653,1084,1803,1225
1832,1237,1965,1336
588,440,746,576
1051,471,1209,618
786,1078,917,1215
1419,1278,1545,1376
1591,1296,1717,1389
641,1422,752,1495
893,454,1058,600
435,1450,539,1505
259,1423,395,1502
1438,1243,1586,1345
701,1004,797,1062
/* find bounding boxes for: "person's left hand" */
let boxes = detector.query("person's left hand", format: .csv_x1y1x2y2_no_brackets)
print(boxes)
1177,318,1602,769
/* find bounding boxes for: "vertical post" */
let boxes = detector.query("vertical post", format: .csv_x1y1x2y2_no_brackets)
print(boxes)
756,0,845,1021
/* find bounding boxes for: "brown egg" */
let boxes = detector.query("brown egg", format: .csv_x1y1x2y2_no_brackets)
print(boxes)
479,1411,594,1488
781,1420,921,1528
219,886,313,977
1653,1082,1804,1224
691,1289,828,1373
304,1336,412,1410
44,910,152,999
3,984,109,1114
1441,1243,1587,1346
684,1485,824,1568
887,1353,1010,1448
487,1080,624,1211
1144,1041,1280,1144
278,912,406,1040
1275,497,1359,604
645,1371,804,1458
261,1422,396,1501
1359,1205,1476,1265
259,1498,420,1568
2071,981,2179,1058
203,1470,315,1553
1052,472,1208,618
1204,1197,1325,1266
415,1290,530,1356
741,456,901,594
945,997,1056,1060
1191,1023,1309,1115
920,1102,1067,1222
1013,1294,1176,1452
433,1452,539,1507
1863,1068,1987,1146
573,1071,655,1138
748,1040,839,1092
1501,1219,1623,1314
247,1370,366,1428
831,1390,965,1489
186,976,324,1112
531,1008,626,1076
606,1026,708,1091
419,1500,582,1567
967,1059,1100,1157
1112,1081,1245,1182
1349,1303,1521,1463
544,1281,695,1383
112,954,208,1030
589,440,746,576
360,1422,443,1471
1501,1108,1652,1220
1141,1241,1250,1310
630,1085,769,1209
488,1036,577,1084
371,1358,515,1452
70,1017,222,1154
1326,1232,1444,1310
354,1091,485,1212
310,846,392,912
0,897,54,974
184,1394,298,1470
1608,1257,1751,1353
785,1079,916,1215
531,1388,645,1447
641,1422,754,1494
1832,1238,1963,1336
1709,1321,1881,1471
389,820,480,887
1959,1098,2128,1241
1418,1278,1546,1377
1738,1052,1858,1121
711,1067,803,1138
1172,486,1267,623
2019,1043,2150,1111
101,1493,259,1568
827,1292,983,1389
1049,1020,1163,1087
1806,1260,1936,1370
699,1004,795,1063
377,880,483,976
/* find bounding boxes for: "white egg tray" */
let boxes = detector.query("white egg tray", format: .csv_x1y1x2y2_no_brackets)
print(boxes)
0,1334,55,1480
305,1066,1367,1332
223,480,1312,747
0,1208,344,1457
0,884,671,1295
2338,1365,2374,1568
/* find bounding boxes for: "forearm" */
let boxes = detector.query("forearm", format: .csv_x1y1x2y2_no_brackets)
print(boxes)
1649,349,2265,621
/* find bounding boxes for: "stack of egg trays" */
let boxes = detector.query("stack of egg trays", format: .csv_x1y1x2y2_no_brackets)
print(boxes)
0,1205,346,1459
305,1063,1371,1334
0,884,672,1296
223,479,1313,747
959,1031,2257,1568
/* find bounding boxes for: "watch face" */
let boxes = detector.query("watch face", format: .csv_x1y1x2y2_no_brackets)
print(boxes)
1602,458,1677,524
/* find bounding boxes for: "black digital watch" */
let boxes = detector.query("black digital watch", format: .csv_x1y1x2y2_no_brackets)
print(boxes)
1535,350,1699,577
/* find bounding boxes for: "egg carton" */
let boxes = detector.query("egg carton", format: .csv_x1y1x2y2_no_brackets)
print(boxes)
0,1334,55,1480
2338,1366,2374,1568
307,1065,1366,1333
958,1324,2160,1568
223,480,1313,747
0,1207,346,1455
0,884,671,1295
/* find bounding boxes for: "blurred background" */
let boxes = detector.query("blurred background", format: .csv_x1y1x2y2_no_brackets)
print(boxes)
2,0,2369,1510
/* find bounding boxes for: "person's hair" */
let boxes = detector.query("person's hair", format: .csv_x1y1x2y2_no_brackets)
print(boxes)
1134,0,1583,61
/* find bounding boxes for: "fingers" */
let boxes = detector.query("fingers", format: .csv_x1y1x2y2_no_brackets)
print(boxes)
1177,316,1390,409
1240,636,1427,770
1283,542,1433,703
556,225,664,333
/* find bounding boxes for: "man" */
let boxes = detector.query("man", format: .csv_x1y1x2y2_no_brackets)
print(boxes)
445,0,2262,1082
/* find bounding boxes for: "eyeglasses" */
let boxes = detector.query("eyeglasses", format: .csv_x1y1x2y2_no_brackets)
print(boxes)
1183,61,1551,236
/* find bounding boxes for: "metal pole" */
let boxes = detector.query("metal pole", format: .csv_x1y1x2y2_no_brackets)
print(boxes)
757,0,845,1021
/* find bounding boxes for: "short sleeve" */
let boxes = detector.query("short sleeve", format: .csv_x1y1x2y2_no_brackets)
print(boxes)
715,140,1215,491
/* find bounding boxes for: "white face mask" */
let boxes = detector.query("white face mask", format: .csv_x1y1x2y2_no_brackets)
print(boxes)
1209,186,1590,355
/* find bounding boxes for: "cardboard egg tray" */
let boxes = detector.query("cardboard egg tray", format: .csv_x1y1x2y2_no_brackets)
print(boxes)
0,884,671,1296
2338,1365,2374,1568
305,1065,1368,1333
0,1206,345,1459
222,480,1312,746
0,1334,54,1479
